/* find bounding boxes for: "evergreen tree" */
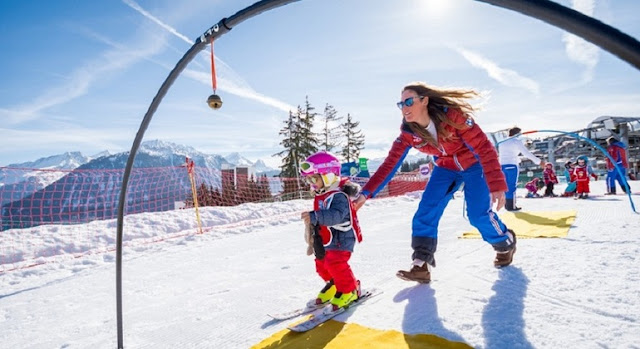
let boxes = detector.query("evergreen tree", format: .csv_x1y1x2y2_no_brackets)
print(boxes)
274,110,300,178
340,113,365,162
274,97,319,176
320,103,342,152
298,96,319,159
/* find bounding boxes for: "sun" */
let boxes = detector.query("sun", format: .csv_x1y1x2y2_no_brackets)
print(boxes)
419,0,456,18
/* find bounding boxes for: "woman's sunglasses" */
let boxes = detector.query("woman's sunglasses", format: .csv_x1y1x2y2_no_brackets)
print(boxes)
396,96,424,109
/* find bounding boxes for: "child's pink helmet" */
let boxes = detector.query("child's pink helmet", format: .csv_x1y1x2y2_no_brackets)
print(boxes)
300,151,342,192
300,151,341,176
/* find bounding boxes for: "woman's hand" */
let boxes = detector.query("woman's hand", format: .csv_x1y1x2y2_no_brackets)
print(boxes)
354,194,367,211
491,191,506,211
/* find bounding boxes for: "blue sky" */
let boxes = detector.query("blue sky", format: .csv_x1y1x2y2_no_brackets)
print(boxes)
1,0,639,167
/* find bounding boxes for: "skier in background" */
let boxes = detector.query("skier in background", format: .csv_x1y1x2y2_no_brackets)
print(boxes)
498,126,543,210
562,161,577,197
525,177,542,198
543,163,559,197
605,137,630,195
300,151,362,311
571,155,598,199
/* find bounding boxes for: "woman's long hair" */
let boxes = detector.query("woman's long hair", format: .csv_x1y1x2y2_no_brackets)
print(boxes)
403,82,478,146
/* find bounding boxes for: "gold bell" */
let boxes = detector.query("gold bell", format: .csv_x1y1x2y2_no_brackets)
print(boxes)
207,94,223,109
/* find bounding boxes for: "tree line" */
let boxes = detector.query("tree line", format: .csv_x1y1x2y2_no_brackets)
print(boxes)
188,96,365,207
274,96,365,178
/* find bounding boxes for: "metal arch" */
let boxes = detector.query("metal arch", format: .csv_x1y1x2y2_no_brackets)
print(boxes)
477,0,640,70
115,0,640,347
114,2,300,347
496,129,637,213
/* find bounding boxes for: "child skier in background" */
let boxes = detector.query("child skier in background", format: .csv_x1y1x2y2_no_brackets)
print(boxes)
562,161,577,197
300,151,362,311
525,177,542,198
571,155,598,199
543,163,559,197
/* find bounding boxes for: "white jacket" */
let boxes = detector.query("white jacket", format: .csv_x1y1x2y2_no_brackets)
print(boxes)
499,137,541,166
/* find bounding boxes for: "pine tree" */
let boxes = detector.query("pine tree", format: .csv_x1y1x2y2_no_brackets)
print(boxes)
274,99,319,171
274,110,300,178
340,113,365,162
320,103,342,152
273,97,320,199
298,96,319,159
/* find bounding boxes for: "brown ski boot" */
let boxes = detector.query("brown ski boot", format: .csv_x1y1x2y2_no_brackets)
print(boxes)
494,230,517,267
397,259,431,283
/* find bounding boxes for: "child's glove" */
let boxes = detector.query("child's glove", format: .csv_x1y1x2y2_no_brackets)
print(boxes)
304,221,314,256
342,181,361,197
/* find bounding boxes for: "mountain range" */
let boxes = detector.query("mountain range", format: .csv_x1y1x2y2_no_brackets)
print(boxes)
2,139,427,177
4,140,275,174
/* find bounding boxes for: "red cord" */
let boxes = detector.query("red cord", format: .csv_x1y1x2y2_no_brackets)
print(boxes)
210,36,217,92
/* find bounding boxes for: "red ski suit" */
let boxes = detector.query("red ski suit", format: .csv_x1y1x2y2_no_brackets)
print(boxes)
571,166,597,194
311,189,362,294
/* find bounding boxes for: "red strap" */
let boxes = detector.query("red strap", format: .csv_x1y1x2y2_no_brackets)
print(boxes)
210,37,217,92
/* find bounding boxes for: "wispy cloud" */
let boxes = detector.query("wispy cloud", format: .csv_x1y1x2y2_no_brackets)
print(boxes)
4,28,168,125
562,0,599,83
122,0,295,113
452,46,540,94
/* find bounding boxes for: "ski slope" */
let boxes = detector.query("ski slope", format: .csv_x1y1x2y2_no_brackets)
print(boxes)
1,182,639,348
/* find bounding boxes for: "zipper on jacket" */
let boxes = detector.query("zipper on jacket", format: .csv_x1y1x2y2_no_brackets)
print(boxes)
453,154,464,170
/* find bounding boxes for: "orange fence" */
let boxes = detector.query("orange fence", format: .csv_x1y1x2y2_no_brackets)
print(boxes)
0,165,427,269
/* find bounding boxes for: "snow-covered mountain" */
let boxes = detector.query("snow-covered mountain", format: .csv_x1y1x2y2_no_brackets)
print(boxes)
2,141,279,174
224,152,254,167
6,151,90,170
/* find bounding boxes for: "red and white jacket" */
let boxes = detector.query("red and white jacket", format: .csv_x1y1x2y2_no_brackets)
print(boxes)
361,108,506,198
312,189,362,247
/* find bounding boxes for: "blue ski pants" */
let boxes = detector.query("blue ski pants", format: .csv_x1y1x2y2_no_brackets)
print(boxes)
606,167,628,193
501,164,519,200
410,162,510,264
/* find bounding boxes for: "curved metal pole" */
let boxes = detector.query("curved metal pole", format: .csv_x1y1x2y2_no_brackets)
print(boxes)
476,0,640,70
115,1,300,347
496,129,637,213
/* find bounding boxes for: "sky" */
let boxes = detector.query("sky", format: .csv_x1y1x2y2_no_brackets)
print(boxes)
1,182,639,348
1,0,640,168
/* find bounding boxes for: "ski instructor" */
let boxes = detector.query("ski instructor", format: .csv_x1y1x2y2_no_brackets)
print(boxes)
353,82,517,284
498,126,544,211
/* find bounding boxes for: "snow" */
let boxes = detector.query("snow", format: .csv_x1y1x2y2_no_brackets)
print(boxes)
1,182,639,348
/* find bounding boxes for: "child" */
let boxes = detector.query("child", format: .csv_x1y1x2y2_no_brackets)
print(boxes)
543,163,559,197
571,155,598,199
300,151,362,311
525,177,542,198
562,161,577,197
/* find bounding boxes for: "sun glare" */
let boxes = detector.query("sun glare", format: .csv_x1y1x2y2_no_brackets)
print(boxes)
419,0,456,18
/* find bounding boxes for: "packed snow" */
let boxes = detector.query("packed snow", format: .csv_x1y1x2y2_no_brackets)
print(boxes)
1,181,638,348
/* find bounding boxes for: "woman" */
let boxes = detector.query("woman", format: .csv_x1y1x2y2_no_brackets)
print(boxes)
354,82,516,283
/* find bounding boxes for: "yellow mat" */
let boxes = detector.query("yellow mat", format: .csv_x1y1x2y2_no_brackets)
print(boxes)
460,210,577,239
252,320,471,349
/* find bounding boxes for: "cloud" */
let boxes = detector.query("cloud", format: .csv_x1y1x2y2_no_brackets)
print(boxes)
452,46,540,95
4,28,168,125
562,0,599,82
122,0,295,113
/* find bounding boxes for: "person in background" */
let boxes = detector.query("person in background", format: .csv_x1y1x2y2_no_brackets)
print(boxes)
571,155,598,199
605,137,630,195
562,161,577,197
300,151,363,311
525,177,542,198
543,163,559,197
499,126,543,210
354,81,517,285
